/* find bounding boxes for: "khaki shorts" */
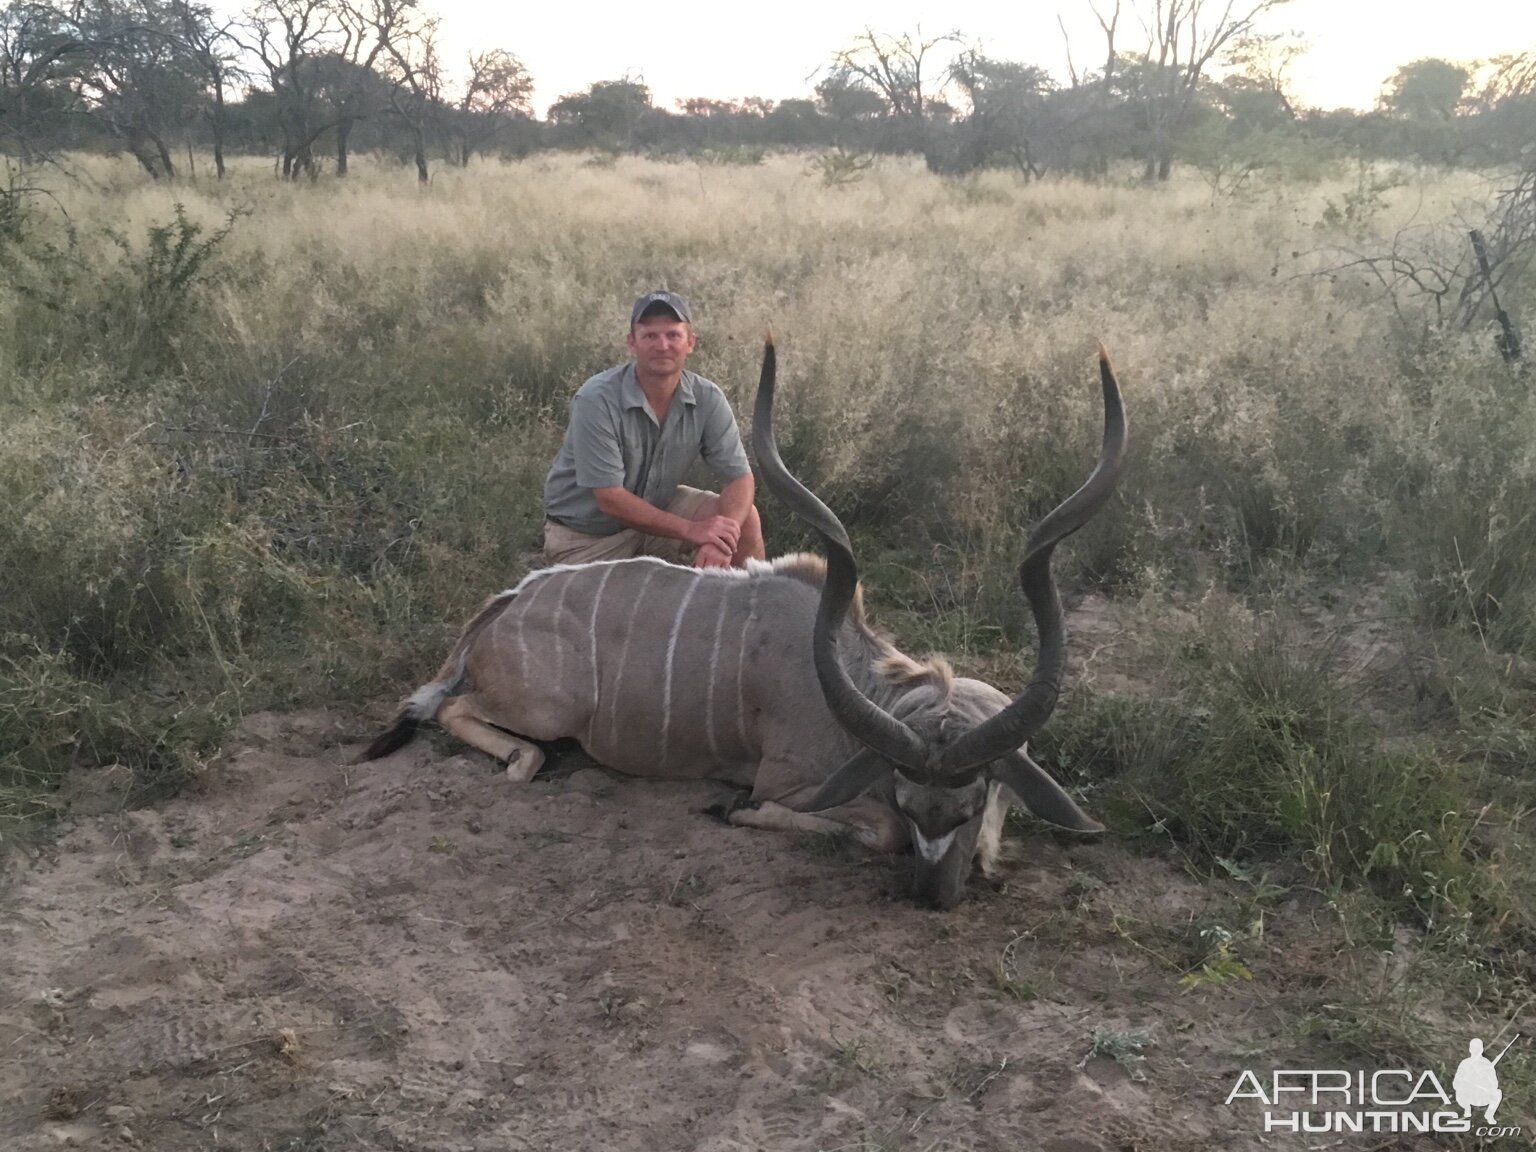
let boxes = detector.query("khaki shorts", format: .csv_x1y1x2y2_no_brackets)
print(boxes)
543,485,716,566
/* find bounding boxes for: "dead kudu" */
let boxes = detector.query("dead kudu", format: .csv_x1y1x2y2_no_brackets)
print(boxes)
359,341,1126,907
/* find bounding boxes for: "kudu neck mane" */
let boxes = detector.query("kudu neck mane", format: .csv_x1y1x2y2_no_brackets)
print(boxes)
759,553,956,711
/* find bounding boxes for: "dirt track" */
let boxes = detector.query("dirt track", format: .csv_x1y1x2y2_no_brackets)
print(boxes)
1,710,1427,1151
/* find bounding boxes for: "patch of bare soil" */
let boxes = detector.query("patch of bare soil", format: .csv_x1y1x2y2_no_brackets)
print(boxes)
0,711,1447,1152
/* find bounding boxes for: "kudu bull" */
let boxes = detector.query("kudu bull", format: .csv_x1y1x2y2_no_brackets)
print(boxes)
359,340,1126,908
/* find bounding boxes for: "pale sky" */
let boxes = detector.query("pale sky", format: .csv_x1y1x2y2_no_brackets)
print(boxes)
425,0,1536,116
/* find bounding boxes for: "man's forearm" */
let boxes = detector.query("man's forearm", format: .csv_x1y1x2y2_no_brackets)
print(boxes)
591,487,694,539
715,472,755,527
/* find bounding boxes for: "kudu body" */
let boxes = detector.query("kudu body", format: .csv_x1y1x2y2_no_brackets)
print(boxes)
360,341,1126,907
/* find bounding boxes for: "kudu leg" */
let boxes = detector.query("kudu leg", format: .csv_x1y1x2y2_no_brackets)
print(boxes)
728,798,905,853
437,696,546,782
974,781,1011,878
728,800,847,836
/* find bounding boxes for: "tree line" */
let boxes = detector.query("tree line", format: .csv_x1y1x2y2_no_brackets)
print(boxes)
0,0,534,181
1,0,1533,185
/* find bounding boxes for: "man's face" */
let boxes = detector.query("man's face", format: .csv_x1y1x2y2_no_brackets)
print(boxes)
626,314,696,377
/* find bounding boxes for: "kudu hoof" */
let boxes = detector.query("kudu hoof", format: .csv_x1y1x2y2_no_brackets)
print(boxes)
702,792,756,823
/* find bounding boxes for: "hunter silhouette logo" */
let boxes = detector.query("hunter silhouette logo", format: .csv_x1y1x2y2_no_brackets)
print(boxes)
1225,1032,1524,1137
1455,1035,1517,1124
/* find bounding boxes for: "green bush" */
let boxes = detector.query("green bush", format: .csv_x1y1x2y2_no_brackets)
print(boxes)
1043,614,1480,919
0,643,231,835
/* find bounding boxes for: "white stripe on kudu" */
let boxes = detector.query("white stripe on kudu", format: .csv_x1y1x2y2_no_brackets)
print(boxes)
585,563,617,745
734,584,756,754
551,569,574,693
512,569,552,670
608,565,660,747
658,572,704,768
704,583,732,762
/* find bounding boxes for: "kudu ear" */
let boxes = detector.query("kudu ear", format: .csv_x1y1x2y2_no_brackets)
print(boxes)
804,747,890,813
991,746,1104,833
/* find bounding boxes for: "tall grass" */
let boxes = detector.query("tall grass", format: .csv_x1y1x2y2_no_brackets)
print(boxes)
0,153,1529,889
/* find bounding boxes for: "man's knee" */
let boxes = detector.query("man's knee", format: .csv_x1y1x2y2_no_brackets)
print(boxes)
672,488,764,565
741,502,763,543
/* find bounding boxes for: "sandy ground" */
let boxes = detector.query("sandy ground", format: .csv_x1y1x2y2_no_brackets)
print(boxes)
0,706,1477,1152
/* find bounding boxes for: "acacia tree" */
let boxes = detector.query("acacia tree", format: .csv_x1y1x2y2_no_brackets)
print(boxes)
828,25,961,164
765,97,826,146
1378,57,1472,165
1475,50,1536,110
830,26,960,123
1087,0,1291,180
372,0,437,183
0,1,86,162
949,52,1056,177
813,68,885,116
1380,57,1470,122
69,0,201,180
1471,51,1536,165
1222,29,1305,122
445,47,530,166
169,0,241,179
547,77,649,149
1052,1,1128,177
811,68,886,153
323,0,409,175
247,0,337,179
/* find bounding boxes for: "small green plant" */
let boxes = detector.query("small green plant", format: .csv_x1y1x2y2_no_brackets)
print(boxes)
1416,506,1536,658
103,202,244,376
994,969,1039,1002
1084,1027,1153,1081
995,929,1044,1002
1065,871,1106,903
1297,1001,1436,1068
0,186,26,242
930,1055,1010,1101
809,148,874,187
665,871,708,905
1179,925,1255,990
831,1034,882,1076
0,168,49,244
1319,160,1407,237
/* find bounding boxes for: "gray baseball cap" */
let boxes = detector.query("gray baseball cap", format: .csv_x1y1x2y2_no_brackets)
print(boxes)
630,290,693,326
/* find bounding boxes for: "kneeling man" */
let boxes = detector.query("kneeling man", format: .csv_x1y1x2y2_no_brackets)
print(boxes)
543,291,765,569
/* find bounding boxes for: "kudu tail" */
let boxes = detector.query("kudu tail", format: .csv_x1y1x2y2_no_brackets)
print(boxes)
356,677,459,762
354,587,520,763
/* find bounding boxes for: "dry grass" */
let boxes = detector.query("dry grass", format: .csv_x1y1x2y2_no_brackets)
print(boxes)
1,153,1531,948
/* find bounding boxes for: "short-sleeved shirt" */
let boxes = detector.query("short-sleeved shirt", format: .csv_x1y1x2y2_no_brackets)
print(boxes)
543,362,752,536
